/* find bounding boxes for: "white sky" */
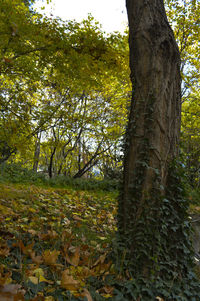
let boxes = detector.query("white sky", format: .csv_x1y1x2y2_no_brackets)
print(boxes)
34,0,128,33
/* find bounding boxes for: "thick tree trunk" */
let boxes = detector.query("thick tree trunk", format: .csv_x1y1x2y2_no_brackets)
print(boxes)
117,0,182,277
124,0,181,200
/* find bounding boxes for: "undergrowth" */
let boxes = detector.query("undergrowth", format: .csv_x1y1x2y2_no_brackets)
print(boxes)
0,163,119,192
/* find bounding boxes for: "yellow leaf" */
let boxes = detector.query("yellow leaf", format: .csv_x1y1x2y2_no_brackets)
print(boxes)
102,294,113,298
28,208,37,213
45,297,55,301
33,268,44,277
39,275,52,283
28,275,51,284
28,276,39,285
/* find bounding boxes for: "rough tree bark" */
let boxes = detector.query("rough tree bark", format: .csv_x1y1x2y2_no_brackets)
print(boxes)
125,0,181,201
117,0,183,277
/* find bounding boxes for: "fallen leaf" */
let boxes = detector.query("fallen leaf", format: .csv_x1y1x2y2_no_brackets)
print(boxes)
0,246,10,257
44,297,54,301
28,276,39,285
42,250,60,265
33,268,44,277
81,288,93,301
0,271,12,286
30,252,43,265
0,284,25,300
39,231,58,241
28,230,37,236
28,275,52,284
92,253,107,267
61,270,79,291
18,241,34,256
65,247,80,266
72,215,82,221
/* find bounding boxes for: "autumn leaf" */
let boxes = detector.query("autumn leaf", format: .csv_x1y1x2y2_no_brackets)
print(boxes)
61,269,80,291
0,270,12,286
72,215,82,221
81,288,93,301
0,284,25,300
17,241,34,256
44,297,54,301
38,231,58,241
42,250,60,265
93,253,107,266
30,252,43,265
65,247,80,266
0,245,10,257
28,275,51,284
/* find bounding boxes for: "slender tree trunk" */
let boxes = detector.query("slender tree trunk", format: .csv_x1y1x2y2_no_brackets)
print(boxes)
33,131,41,172
117,0,183,277
48,146,56,178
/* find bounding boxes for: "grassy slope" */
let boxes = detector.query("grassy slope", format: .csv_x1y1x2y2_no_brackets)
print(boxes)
0,183,118,300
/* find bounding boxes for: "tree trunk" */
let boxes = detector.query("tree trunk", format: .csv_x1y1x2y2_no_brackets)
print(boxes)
124,0,181,200
33,131,41,172
117,0,186,279
48,146,56,178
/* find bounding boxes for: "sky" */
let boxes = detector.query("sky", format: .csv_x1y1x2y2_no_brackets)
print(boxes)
34,0,128,33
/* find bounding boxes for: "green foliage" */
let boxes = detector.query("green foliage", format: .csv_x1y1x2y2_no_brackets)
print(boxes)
48,175,119,192
165,0,200,188
188,187,200,206
0,162,46,184
0,162,119,192
0,0,130,176
181,92,200,188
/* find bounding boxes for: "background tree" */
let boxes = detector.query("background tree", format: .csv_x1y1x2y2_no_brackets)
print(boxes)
0,0,130,176
165,0,200,189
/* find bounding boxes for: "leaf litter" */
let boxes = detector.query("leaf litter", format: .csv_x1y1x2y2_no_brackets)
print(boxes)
0,183,117,300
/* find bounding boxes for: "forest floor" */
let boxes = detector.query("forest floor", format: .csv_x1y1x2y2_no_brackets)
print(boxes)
0,183,118,300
